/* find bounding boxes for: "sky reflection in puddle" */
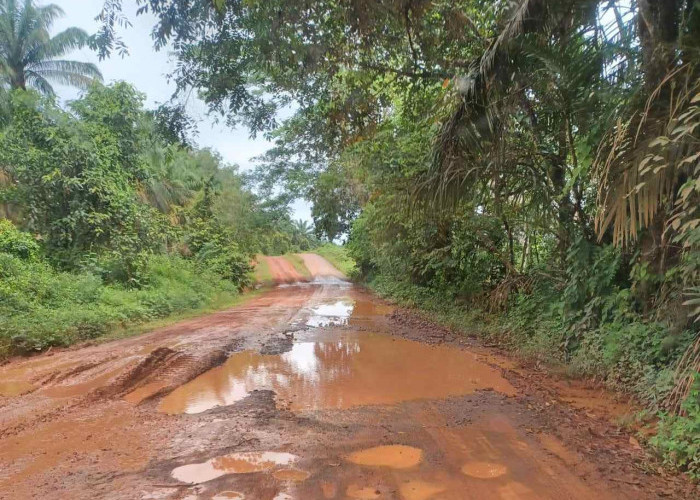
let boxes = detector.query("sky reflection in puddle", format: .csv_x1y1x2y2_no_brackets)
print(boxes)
306,300,355,327
158,328,516,414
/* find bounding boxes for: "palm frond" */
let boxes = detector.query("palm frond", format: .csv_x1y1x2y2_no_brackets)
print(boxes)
29,59,102,79
23,69,52,93
31,27,90,60
0,0,100,92
26,67,98,91
594,64,700,246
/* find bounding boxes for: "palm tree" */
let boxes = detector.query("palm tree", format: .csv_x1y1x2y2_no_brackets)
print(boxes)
292,219,313,237
0,0,102,94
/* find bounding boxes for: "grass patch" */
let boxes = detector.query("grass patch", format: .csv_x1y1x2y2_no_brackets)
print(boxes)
368,274,486,335
313,243,357,277
284,253,311,279
252,254,273,284
0,253,246,359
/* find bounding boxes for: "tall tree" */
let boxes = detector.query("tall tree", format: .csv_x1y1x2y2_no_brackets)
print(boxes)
0,0,102,94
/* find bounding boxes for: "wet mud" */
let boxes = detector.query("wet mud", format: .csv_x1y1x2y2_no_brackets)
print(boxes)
0,255,697,499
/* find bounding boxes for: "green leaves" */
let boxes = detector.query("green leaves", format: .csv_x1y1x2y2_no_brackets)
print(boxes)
0,0,102,94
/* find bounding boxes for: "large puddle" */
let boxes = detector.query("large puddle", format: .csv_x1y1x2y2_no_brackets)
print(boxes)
171,451,298,484
158,326,515,414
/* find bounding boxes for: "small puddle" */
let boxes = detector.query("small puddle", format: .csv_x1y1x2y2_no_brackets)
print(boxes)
461,461,508,479
158,333,516,414
212,492,245,500
346,445,423,469
306,300,354,327
0,380,35,397
171,451,298,484
272,468,310,482
123,381,169,404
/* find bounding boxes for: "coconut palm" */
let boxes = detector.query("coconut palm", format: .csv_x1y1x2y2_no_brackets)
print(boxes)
0,0,102,94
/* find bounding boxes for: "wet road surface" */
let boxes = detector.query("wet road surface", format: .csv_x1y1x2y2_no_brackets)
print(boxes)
0,256,696,499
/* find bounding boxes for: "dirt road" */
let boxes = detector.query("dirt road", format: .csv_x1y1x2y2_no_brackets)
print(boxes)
0,256,696,499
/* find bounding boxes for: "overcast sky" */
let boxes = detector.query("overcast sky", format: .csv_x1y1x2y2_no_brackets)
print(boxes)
52,0,311,221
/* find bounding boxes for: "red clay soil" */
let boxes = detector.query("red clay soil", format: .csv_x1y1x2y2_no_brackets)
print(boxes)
262,256,308,283
299,253,346,279
0,255,696,500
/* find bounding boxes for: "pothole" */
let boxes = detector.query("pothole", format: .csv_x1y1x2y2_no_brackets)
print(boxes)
272,468,310,482
346,445,423,469
158,333,516,414
171,451,298,484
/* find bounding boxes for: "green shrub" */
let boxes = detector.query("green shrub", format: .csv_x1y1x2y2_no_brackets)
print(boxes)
651,377,700,479
0,252,240,357
194,241,252,289
0,219,39,260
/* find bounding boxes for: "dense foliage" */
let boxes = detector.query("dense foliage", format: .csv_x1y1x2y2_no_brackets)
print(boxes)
0,82,318,356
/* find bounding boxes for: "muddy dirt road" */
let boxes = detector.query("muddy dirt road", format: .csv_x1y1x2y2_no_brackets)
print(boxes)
0,256,696,499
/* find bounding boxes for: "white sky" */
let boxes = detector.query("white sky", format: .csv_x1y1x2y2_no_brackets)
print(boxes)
52,0,311,221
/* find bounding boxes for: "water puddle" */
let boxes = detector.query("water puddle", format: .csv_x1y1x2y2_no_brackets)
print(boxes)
272,468,310,482
306,300,354,327
346,445,423,469
212,492,245,500
171,451,298,484
461,461,508,479
123,381,169,404
158,333,516,414
553,380,633,421
0,380,35,397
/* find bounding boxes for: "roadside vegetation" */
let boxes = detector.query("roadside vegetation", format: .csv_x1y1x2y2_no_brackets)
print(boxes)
0,2,318,358
313,244,358,278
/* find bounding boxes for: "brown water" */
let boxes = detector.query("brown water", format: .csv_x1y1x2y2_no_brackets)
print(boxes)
346,444,423,469
0,380,35,397
272,468,311,482
171,451,298,484
212,492,245,500
157,331,516,414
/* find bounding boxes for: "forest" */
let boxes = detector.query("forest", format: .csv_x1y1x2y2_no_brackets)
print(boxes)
1,0,700,484
0,1,319,359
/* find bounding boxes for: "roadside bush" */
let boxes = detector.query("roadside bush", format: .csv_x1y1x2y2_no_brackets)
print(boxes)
0,252,239,357
651,377,700,480
195,241,252,289
0,219,39,260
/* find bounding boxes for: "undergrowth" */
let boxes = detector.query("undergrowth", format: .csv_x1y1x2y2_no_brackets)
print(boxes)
0,252,241,358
